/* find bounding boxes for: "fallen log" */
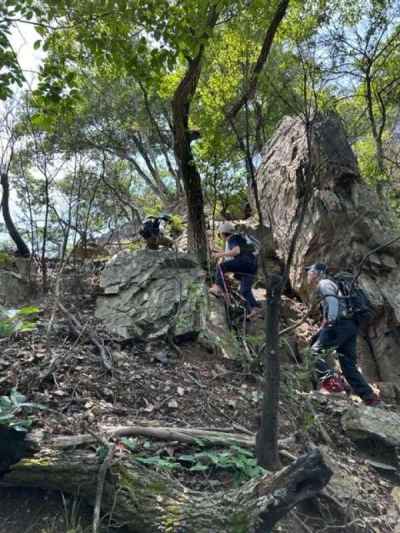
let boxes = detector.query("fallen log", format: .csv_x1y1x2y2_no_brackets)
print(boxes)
38,424,293,450
1,445,332,532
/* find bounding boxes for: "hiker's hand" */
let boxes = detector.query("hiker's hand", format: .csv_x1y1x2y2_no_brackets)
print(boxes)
212,251,223,258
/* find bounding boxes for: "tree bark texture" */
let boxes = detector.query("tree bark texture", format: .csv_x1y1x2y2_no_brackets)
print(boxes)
256,273,284,471
1,446,332,533
172,51,209,268
0,172,30,257
171,5,219,268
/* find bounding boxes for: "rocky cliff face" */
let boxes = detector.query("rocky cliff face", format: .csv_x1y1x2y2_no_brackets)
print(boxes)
95,250,207,341
257,113,400,383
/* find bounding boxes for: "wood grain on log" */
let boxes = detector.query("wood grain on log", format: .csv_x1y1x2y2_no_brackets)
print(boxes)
1,446,332,533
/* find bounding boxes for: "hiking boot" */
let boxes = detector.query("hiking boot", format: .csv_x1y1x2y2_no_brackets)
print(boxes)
336,374,351,395
363,393,382,407
319,375,347,394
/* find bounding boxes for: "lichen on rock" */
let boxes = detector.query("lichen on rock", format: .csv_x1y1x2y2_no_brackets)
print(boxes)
95,249,207,341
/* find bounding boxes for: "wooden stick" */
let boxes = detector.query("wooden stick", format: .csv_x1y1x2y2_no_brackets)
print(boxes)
93,444,115,533
57,302,112,371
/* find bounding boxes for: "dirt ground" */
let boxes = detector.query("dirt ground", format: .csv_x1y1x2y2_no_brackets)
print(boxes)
0,270,399,532
0,487,80,533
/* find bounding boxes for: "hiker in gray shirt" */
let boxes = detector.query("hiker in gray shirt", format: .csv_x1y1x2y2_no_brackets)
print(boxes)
306,263,380,406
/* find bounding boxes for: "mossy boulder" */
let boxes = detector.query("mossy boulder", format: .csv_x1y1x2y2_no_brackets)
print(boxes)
95,250,207,341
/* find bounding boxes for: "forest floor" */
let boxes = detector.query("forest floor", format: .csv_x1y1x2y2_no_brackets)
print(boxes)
0,268,399,532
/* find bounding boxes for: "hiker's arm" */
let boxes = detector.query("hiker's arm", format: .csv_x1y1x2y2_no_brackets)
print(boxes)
319,280,338,323
212,246,240,259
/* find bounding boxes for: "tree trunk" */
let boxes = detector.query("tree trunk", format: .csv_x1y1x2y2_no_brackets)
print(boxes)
1,445,332,533
171,7,220,268
256,273,284,471
0,172,30,257
172,52,209,267
365,72,386,198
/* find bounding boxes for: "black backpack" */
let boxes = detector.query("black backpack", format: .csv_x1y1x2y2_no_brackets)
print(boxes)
332,272,376,327
140,218,160,239
233,233,258,257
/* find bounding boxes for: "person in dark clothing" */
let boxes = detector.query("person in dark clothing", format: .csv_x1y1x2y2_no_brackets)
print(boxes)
140,214,174,250
209,222,258,319
306,262,380,406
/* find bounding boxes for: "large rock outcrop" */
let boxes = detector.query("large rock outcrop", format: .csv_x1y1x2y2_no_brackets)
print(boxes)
0,271,33,306
342,405,400,449
95,250,207,341
257,113,400,382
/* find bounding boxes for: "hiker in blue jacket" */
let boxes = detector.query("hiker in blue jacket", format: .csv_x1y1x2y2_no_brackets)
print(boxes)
209,222,258,319
306,262,380,405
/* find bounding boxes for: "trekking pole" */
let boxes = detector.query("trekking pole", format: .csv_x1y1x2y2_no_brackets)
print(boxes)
217,263,232,306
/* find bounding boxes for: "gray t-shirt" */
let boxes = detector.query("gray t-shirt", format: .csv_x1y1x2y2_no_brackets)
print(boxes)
318,278,346,322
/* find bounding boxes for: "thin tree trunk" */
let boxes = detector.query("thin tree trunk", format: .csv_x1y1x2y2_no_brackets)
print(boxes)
0,171,30,257
139,82,181,197
172,50,209,267
256,273,283,470
365,72,386,197
227,0,290,121
40,174,50,290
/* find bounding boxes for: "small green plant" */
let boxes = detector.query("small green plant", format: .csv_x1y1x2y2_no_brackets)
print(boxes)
136,455,181,470
61,493,86,533
0,250,13,268
129,443,266,483
126,240,142,252
0,305,40,337
0,388,46,432
169,213,184,236
179,446,266,482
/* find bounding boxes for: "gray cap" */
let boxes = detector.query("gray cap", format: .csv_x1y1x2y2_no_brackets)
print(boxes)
219,222,235,235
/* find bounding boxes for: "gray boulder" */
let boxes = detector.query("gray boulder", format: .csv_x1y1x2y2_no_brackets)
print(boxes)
342,405,400,448
95,249,207,341
0,270,34,306
257,113,400,382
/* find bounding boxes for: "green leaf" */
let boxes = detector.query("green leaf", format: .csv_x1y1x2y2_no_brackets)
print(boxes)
17,306,40,316
33,39,41,50
120,437,138,451
136,455,180,470
18,322,37,333
10,418,32,430
178,454,196,463
0,396,12,409
0,320,15,337
0,414,14,422
10,388,27,406
17,402,47,411
96,445,108,461
10,424,29,432
189,463,209,472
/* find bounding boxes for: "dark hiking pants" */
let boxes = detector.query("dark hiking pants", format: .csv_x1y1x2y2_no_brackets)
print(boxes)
311,318,375,401
216,257,257,312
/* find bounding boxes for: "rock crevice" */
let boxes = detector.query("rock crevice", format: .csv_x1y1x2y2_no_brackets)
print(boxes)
257,113,400,382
